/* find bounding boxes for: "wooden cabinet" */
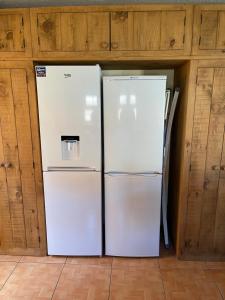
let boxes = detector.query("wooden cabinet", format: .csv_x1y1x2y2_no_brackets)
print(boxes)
0,9,32,58
173,60,225,259
0,62,46,255
111,5,192,55
192,5,225,56
31,8,110,57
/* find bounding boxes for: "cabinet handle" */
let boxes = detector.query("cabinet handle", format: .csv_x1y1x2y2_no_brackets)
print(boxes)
4,162,12,169
0,162,4,168
222,50,225,53
221,165,225,171
111,42,118,49
100,41,109,49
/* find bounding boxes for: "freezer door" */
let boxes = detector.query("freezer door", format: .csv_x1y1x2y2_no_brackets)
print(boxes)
103,76,166,173
105,173,161,257
43,171,102,255
36,65,101,171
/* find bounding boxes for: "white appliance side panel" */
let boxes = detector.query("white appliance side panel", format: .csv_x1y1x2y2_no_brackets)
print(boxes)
105,174,161,257
103,77,166,173
43,171,102,255
36,66,101,171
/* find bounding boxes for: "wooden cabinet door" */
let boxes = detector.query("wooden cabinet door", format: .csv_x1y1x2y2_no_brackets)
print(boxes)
193,5,225,55
0,62,46,255
111,6,192,55
32,9,110,57
0,9,32,58
184,62,225,258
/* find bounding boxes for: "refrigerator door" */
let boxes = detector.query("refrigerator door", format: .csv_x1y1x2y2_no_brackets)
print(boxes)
36,65,101,171
105,173,161,257
103,76,166,173
43,171,102,255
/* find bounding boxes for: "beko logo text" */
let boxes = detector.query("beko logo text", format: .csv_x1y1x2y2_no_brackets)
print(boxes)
64,74,71,78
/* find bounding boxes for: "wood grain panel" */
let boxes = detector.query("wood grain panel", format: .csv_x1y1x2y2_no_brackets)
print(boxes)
111,11,133,51
37,13,61,51
160,10,185,50
0,119,13,250
214,130,225,253
0,70,26,248
11,69,40,248
199,11,218,50
87,13,110,51
133,12,161,51
185,68,214,252
60,13,87,52
0,14,24,52
216,12,225,50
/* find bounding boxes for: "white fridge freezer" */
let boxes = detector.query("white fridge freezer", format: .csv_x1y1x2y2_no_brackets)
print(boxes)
103,76,167,257
36,65,102,255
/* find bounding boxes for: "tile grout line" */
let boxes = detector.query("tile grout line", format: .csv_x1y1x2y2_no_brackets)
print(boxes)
50,258,67,300
0,259,21,292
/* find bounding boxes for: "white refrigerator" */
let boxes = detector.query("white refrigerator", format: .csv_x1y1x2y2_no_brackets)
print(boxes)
36,65,102,256
103,76,167,257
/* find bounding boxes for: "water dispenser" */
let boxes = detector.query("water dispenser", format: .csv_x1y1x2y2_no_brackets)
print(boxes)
61,136,80,160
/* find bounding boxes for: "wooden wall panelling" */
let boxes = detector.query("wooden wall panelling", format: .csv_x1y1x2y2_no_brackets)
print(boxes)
170,60,198,257
176,60,225,259
184,68,214,254
0,9,32,58
192,5,225,56
0,61,46,255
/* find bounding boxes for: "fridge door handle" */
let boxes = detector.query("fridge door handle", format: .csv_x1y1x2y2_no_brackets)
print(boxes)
105,171,162,177
47,166,97,172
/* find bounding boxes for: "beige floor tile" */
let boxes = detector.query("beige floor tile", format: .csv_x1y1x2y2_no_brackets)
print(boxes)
0,262,63,299
205,269,225,298
161,268,222,300
20,255,66,264
0,255,22,262
0,262,16,289
52,264,111,300
110,268,165,300
66,256,112,267
112,257,159,269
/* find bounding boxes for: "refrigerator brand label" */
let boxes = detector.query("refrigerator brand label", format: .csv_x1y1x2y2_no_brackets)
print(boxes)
36,66,46,77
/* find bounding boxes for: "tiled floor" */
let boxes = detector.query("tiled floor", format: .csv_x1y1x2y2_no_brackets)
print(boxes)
0,249,224,299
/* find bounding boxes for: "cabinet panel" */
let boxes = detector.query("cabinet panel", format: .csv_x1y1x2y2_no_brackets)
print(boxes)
0,9,32,58
182,63,225,258
33,10,110,56
160,11,185,50
61,13,87,51
133,12,161,51
87,13,110,51
0,62,46,255
193,5,225,55
111,6,192,55
111,11,133,51
37,13,61,52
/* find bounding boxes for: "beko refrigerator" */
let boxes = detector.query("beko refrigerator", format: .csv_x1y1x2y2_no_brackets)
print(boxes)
103,76,167,257
36,65,102,256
